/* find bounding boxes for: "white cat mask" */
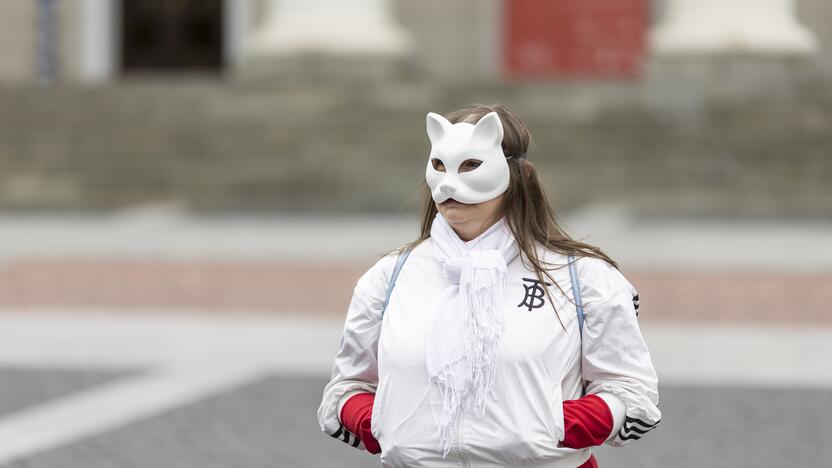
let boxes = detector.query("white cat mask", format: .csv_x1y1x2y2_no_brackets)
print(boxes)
424,111,510,204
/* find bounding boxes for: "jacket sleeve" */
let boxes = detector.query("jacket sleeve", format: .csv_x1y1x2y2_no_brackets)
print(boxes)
316,254,394,451
577,256,661,447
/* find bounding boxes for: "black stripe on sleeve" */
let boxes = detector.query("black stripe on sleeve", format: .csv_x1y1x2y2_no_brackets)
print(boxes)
618,431,644,441
618,417,660,442
621,423,654,435
624,416,660,430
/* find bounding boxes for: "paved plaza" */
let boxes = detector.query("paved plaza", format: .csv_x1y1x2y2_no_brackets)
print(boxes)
0,205,830,467
0,313,830,468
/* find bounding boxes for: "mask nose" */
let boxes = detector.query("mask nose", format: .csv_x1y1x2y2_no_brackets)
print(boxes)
438,184,456,195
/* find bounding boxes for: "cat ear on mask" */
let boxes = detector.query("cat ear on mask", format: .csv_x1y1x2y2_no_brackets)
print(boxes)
426,112,453,146
470,111,504,148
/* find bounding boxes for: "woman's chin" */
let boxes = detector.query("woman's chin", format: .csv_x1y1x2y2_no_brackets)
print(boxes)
440,207,471,221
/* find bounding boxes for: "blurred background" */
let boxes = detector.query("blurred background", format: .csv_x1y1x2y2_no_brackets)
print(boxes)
0,0,830,467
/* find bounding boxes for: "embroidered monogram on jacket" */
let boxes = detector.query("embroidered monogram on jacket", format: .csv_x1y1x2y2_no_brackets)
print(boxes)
517,277,552,311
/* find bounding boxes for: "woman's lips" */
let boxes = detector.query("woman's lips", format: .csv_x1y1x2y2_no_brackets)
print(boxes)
442,198,463,206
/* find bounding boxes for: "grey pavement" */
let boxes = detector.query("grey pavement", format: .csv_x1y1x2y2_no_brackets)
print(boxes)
0,372,829,468
0,202,830,272
0,367,140,419
0,313,830,467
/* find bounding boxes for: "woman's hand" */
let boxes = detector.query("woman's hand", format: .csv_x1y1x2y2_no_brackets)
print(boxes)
340,392,382,454
558,394,614,449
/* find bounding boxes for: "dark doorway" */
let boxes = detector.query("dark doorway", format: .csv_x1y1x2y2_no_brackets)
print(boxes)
121,0,224,73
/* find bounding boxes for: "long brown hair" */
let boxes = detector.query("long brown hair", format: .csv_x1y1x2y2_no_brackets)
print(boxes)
388,103,619,327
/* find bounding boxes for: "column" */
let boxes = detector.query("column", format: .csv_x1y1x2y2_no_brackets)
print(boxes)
78,0,116,84
244,0,411,60
650,0,817,56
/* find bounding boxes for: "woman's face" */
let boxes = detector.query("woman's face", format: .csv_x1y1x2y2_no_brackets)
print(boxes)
434,159,505,231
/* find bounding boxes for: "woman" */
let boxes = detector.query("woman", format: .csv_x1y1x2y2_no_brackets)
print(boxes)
317,104,661,468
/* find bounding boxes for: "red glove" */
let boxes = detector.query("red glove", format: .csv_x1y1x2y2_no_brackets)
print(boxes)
578,454,599,468
340,392,381,454
342,392,612,454
560,394,614,449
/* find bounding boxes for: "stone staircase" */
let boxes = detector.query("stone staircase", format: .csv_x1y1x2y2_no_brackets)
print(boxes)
0,77,830,217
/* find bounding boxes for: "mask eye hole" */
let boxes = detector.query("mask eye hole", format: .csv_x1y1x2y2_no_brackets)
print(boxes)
458,159,483,173
431,158,446,172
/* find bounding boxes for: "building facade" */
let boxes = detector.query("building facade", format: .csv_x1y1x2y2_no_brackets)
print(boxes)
0,0,829,85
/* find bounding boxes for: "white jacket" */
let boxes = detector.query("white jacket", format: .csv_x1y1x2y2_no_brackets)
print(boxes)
317,239,661,468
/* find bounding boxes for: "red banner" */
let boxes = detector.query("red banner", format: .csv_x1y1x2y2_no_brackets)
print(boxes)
504,0,646,78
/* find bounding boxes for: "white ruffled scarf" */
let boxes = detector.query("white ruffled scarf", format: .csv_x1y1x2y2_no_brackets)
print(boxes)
427,211,521,458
